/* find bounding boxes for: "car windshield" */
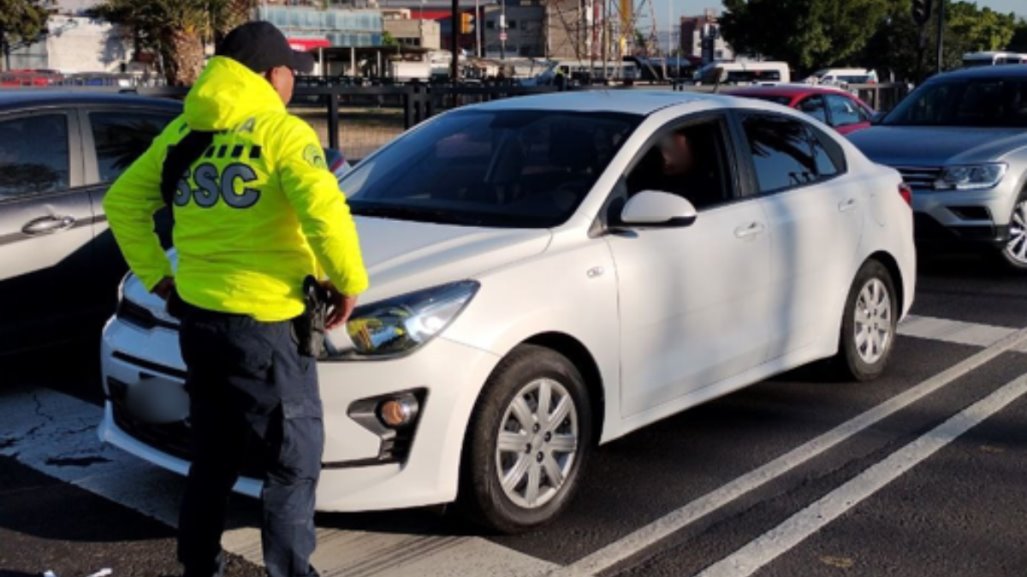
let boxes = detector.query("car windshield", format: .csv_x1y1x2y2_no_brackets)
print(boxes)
342,109,641,228
883,77,1027,127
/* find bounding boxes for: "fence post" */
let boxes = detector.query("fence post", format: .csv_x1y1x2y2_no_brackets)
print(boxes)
327,87,340,150
404,84,415,130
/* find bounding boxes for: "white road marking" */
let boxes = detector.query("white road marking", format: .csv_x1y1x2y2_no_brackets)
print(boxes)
3,317,1024,577
548,326,1027,577
696,371,1027,577
898,315,1016,348
0,386,554,577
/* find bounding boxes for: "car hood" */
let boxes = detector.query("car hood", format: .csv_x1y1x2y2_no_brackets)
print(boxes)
848,126,1027,166
122,217,552,317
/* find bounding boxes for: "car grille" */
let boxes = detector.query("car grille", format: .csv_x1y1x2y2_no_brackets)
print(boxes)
117,299,179,331
895,166,942,190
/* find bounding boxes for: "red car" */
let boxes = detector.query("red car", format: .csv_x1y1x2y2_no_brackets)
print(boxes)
724,85,876,135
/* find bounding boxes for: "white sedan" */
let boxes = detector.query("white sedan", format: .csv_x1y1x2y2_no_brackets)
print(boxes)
98,91,916,533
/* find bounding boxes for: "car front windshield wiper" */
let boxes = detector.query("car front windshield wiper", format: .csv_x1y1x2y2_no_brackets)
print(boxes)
350,203,488,227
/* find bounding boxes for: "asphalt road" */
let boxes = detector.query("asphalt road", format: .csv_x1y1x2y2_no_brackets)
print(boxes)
2,250,1027,577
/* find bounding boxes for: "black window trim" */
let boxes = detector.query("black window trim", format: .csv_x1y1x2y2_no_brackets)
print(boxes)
0,107,82,206
797,94,830,125
734,110,848,198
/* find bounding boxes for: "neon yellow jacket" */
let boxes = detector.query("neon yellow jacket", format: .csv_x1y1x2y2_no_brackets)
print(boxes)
104,57,368,322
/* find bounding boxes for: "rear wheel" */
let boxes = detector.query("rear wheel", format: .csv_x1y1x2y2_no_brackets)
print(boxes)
832,260,898,381
459,344,592,534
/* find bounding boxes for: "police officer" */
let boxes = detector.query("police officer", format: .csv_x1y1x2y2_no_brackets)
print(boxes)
103,21,368,577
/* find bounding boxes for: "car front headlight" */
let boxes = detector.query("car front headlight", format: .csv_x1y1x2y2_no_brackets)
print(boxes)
935,163,1007,191
335,280,480,359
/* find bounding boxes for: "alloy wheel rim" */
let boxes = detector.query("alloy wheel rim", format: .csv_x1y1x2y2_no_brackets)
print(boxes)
854,278,893,365
1005,198,1027,265
495,378,579,509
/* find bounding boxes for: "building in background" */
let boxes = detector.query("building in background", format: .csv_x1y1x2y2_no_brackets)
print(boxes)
383,15,442,50
679,9,734,63
5,0,138,77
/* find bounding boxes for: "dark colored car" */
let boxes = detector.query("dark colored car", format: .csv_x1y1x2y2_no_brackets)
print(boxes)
725,85,877,135
0,92,180,353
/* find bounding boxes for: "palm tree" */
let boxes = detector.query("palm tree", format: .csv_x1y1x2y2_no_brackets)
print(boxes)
88,0,257,86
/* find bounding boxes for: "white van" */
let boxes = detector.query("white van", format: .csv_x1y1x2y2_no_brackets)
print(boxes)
693,61,791,85
961,51,1027,67
805,68,878,86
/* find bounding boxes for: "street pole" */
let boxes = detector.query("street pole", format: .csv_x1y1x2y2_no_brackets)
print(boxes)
500,0,506,60
935,0,945,74
475,0,481,57
451,0,459,82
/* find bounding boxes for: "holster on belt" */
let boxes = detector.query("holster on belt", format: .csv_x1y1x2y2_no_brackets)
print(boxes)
293,275,330,358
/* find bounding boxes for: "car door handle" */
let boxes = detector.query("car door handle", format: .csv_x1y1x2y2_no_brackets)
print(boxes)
838,198,857,212
22,215,76,236
734,222,765,239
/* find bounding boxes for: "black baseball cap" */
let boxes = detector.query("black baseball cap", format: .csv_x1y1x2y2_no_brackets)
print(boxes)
216,21,315,74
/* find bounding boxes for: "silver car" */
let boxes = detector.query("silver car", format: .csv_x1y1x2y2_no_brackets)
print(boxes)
849,66,1027,270
0,92,179,354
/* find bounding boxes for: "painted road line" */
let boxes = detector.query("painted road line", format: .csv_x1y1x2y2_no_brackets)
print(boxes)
696,371,1027,577
0,386,555,577
549,327,1027,577
898,315,1016,348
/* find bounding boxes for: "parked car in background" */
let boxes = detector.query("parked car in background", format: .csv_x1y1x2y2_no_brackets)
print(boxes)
0,92,179,354
100,90,915,533
849,66,1027,270
803,68,878,86
961,51,1027,67
693,61,791,85
725,84,876,134
0,92,352,355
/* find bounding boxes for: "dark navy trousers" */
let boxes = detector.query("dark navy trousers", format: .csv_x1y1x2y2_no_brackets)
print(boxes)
177,303,323,577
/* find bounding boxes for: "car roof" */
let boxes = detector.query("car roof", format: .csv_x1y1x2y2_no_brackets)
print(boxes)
929,65,1027,81
463,90,734,115
723,84,856,98
0,90,182,113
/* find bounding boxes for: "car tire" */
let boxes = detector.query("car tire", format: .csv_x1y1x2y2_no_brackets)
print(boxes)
832,259,898,382
998,193,1027,271
459,344,592,534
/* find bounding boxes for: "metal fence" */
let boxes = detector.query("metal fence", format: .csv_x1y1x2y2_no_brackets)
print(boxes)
10,80,911,159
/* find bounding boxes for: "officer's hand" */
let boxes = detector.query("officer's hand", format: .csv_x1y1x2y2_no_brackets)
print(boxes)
151,276,176,301
324,282,357,329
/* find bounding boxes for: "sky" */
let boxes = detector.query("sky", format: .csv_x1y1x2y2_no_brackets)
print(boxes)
651,0,1025,29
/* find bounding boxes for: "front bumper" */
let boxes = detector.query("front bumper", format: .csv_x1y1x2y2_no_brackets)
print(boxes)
911,184,1018,247
99,315,501,511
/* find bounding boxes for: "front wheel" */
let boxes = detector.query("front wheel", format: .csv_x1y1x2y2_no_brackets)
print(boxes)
999,195,1027,271
459,345,592,534
832,260,898,381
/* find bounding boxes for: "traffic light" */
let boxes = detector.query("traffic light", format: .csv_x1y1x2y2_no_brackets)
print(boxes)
911,0,932,26
460,13,475,35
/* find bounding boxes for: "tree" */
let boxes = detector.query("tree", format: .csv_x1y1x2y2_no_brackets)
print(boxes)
946,2,1016,60
720,0,891,73
860,1,1018,83
1010,19,1027,52
88,0,255,86
0,0,51,71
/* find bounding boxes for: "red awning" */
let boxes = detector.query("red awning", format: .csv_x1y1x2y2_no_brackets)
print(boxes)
288,37,331,51
415,10,455,21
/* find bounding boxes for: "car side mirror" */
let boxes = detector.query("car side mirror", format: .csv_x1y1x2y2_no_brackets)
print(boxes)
620,191,698,227
870,111,885,125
